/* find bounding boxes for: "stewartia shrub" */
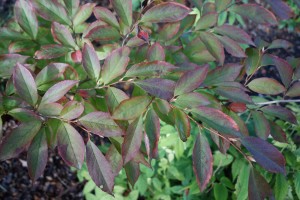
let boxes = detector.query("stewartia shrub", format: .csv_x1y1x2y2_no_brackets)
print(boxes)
0,0,299,198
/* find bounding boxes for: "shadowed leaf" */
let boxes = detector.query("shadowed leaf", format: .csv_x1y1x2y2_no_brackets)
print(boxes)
0,54,29,77
145,108,160,160
251,111,270,140
260,105,297,124
82,43,101,81
35,63,69,87
73,3,96,26
34,44,70,59
265,0,293,20
172,108,190,142
215,0,231,12
248,168,273,200
199,32,224,65
217,35,246,58
286,82,300,97
267,39,292,50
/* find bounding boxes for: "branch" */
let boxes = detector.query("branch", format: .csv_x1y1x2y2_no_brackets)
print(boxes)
255,99,300,105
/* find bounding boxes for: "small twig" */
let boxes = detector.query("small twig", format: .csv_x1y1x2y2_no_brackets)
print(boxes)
255,99,300,105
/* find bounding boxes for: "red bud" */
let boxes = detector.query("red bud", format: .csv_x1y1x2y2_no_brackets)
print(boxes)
137,30,149,42
71,50,82,63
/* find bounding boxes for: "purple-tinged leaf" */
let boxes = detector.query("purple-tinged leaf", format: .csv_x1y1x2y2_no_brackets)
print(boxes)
82,43,101,81
0,54,29,77
124,161,140,187
125,61,177,77
13,63,38,106
203,63,243,86
251,111,270,140
241,136,286,174
269,122,287,143
229,4,278,25
27,128,48,181
215,0,231,12
172,108,190,142
195,12,218,30
141,2,191,23
213,25,255,46
57,123,85,169
154,99,171,115
34,45,70,60
73,3,96,26
40,80,78,105
265,0,293,20
60,101,84,120
112,96,151,120
105,145,123,176
248,168,274,200
84,25,121,42
193,133,213,192
14,0,38,39
105,87,129,113
35,63,69,87
126,36,146,47
51,22,76,48
286,81,300,97
175,65,209,95
147,43,165,61
210,133,230,154
86,140,114,194
267,39,292,50
217,35,246,58
38,103,63,116
8,108,42,122
0,121,42,161
101,47,130,84
0,27,31,41
63,0,79,17
228,110,249,136
93,7,119,29
135,78,176,101
261,54,293,88
248,78,286,95
199,32,225,65
260,105,297,124
82,20,108,38
157,22,180,41
175,92,210,109
191,106,241,137
111,0,132,26
32,0,71,25
145,108,160,160
122,117,143,165
79,112,124,137
245,48,260,75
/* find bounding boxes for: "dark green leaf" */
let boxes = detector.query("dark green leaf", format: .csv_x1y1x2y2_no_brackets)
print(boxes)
0,54,29,77
269,122,287,143
260,105,297,124
217,35,246,58
172,108,190,142
199,32,224,65
84,25,121,42
275,173,288,200
34,44,70,59
82,43,101,81
93,7,119,29
73,3,96,26
295,172,300,199
147,43,165,61
8,108,42,122
145,108,160,160
248,78,286,95
105,87,129,113
214,183,228,200
0,27,31,41
215,0,231,12
124,161,140,187
35,63,69,87
251,111,270,140
195,12,218,30
111,0,132,26
175,92,210,109
245,48,260,75
51,22,76,48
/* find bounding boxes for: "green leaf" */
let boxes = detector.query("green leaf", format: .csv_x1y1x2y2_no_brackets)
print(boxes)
35,63,69,87
195,12,218,30
93,7,119,29
51,22,77,48
105,87,129,113
217,35,246,58
38,103,63,116
14,0,38,39
245,48,260,75
175,65,209,95
248,168,273,200
295,172,300,199
147,43,165,61
73,3,96,26
40,80,78,105
124,161,140,187
141,2,190,23
229,4,277,25
34,44,70,59
135,78,176,101
111,0,132,26
79,112,124,137
241,137,286,174
101,47,130,84
213,25,255,45
84,25,121,42
27,128,48,181
267,39,292,50
57,122,85,169
192,133,213,192
157,22,180,42
286,81,300,97
60,101,84,120
215,0,232,12
0,54,29,77
122,117,143,164
86,140,114,194
248,78,286,95
214,183,228,200
32,0,71,25
0,27,31,41
275,173,288,200
175,92,210,109
172,108,190,142
82,43,101,81
191,106,241,137
125,61,176,77
63,0,79,17
260,105,297,124
112,96,151,120
251,111,270,140
199,32,225,65
13,63,38,106
0,121,42,161
8,108,41,122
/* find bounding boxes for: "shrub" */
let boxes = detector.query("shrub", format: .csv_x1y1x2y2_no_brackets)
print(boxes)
0,0,299,198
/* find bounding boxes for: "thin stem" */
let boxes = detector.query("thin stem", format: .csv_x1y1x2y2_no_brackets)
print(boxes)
255,99,300,105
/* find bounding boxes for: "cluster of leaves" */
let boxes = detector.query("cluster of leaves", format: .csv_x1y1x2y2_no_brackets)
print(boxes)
278,0,300,32
0,0,299,198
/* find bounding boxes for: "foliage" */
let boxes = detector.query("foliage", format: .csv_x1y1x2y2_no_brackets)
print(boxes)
0,0,299,199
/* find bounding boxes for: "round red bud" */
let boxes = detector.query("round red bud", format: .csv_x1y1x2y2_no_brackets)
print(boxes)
228,102,247,113
71,50,82,63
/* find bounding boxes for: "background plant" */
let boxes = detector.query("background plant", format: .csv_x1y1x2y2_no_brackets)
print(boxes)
0,0,299,199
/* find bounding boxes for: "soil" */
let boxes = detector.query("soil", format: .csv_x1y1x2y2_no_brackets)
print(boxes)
0,0,300,199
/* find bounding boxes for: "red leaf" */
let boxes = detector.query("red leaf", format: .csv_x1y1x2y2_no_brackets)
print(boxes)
228,102,247,113
71,50,82,63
